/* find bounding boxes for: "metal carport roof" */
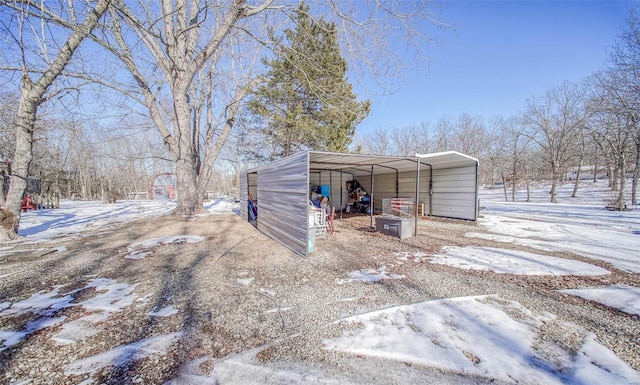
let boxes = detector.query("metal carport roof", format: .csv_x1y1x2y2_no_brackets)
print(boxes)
308,150,478,175
240,150,479,258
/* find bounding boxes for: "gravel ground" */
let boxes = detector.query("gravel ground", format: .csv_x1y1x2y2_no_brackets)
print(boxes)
0,213,638,384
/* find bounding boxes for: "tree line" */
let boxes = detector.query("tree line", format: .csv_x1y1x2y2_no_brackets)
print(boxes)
1,1,637,242
0,0,444,239
355,10,640,210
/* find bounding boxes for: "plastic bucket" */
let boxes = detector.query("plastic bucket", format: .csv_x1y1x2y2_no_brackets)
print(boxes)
320,185,330,198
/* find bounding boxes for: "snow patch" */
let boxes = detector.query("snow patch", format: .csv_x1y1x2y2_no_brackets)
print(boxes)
336,266,405,285
324,295,640,384
394,251,429,262
1,278,137,350
125,235,206,259
65,332,182,377
560,284,640,316
149,306,179,317
1,316,66,352
430,246,610,276
237,277,254,286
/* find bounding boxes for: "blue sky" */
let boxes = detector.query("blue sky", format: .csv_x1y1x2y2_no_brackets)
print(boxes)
356,0,632,136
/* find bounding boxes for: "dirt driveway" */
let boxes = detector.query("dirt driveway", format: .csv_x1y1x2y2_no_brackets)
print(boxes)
0,213,638,384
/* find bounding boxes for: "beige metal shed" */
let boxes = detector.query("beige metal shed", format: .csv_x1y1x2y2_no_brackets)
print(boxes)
240,151,478,257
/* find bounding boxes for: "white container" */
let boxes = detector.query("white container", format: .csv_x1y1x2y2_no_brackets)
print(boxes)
308,227,317,252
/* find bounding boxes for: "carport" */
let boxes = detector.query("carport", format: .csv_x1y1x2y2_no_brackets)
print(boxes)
239,151,478,257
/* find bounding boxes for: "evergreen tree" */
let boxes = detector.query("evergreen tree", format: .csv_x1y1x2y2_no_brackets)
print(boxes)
248,2,370,160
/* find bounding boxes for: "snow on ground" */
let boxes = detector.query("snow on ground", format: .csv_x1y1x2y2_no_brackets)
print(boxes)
323,295,640,385
148,305,179,317
0,278,138,352
477,181,640,273
336,266,406,284
413,180,640,278
3,185,640,384
394,251,429,262
0,274,182,383
16,200,175,243
15,198,235,244
429,246,610,276
126,235,206,259
470,210,640,273
237,277,255,286
65,332,183,378
560,285,640,316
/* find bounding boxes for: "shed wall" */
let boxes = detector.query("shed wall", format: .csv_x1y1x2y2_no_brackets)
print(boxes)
239,151,477,258
239,173,248,220
357,170,431,214
256,152,309,257
430,165,478,220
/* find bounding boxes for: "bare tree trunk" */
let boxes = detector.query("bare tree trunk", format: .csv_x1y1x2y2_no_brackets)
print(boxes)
501,175,508,202
572,158,583,198
172,89,205,215
0,176,5,207
593,145,599,183
550,164,559,203
633,140,639,206
617,158,627,209
4,79,39,231
0,0,109,240
550,180,558,203
510,161,517,202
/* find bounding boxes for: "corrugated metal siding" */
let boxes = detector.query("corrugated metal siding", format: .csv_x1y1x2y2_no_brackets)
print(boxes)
357,170,431,214
430,165,478,220
399,171,431,216
239,151,477,258
256,152,309,257
239,173,248,220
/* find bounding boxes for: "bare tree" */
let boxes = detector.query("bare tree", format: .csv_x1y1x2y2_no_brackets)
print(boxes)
0,0,110,239
357,122,434,157
601,5,640,207
452,113,487,159
87,0,448,216
414,121,433,154
483,115,533,202
0,92,19,207
434,115,455,152
570,129,587,198
524,82,591,203
390,127,415,157
358,127,393,155
504,116,534,201
484,116,511,200
590,72,636,209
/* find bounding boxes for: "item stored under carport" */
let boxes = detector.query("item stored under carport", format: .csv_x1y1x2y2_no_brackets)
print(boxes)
375,216,414,239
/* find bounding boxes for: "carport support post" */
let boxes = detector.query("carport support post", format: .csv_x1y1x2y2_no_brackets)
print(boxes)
340,170,344,220
415,159,420,236
329,170,333,201
370,165,374,228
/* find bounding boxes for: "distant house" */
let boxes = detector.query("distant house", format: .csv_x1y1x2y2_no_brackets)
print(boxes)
565,166,608,181
151,173,177,200
1,160,41,197
127,192,149,200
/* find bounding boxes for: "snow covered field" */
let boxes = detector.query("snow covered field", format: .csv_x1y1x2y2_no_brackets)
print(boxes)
1,182,639,384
